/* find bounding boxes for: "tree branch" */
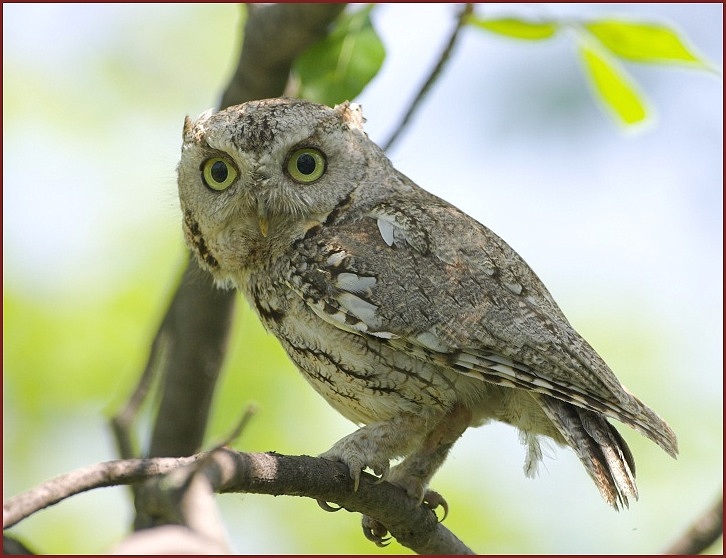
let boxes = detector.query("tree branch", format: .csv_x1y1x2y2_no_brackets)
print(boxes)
663,489,723,554
145,259,235,459
3,455,201,529
3,535,35,555
3,450,474,554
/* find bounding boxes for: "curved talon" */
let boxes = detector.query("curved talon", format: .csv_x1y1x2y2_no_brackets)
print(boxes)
319,438,392,494
316,499,342,512
361,515,391,547
422,489,449,522
319,451,363,492
351,468,361,492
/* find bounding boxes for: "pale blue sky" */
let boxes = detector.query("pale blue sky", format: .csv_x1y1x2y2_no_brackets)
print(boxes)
3,3,722,553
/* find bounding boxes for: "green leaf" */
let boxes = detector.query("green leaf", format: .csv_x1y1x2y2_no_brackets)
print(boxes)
584,19,705,66
466,16,558,40
578,44,647,125
294,5,385,107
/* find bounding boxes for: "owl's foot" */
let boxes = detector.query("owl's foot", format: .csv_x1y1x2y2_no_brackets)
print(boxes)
319,436,391,491
422,488,449,521
361,514,391,547
386,465,428,502
319,417,425,491
360,488,449,547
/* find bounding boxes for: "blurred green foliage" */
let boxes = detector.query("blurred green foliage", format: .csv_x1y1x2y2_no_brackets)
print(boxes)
467,17,559,40
578,44,647,125
3,3,722,555
467,12,715,126
294,4,386,107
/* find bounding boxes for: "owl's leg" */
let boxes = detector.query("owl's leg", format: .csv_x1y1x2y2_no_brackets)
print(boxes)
361,404,471,546
319,412,430,491
386,402,471,502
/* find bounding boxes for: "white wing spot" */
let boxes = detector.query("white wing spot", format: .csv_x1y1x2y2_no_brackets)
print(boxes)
336,272,376,295
377,218,396,247
338,292,380,327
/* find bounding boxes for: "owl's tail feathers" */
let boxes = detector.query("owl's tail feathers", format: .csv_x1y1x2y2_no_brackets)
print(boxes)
625,397,679,459
539,395,638,510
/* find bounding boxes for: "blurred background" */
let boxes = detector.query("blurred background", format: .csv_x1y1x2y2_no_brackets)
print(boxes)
3,3,722,554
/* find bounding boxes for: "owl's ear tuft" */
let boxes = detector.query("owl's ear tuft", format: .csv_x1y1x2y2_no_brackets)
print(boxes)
183,109,214,143
183,116,193,140
334,101,365,131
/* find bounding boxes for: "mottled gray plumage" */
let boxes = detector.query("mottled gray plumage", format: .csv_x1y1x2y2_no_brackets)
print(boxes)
177,98,677,517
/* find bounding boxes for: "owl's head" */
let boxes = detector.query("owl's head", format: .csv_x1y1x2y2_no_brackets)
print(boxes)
177,98,388,286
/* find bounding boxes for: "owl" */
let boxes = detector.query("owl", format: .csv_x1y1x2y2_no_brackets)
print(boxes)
177,98,677,524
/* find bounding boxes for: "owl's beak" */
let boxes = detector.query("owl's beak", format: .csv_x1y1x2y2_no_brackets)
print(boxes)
257,201,269,237
258,216,269,238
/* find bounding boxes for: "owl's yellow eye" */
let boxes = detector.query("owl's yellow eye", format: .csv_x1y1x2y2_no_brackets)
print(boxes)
202,157,238,191
286,148,326,183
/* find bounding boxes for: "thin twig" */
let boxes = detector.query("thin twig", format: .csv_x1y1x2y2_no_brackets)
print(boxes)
211,404,259,451
110,327,168,461
382,3,474,152
3,455,201,529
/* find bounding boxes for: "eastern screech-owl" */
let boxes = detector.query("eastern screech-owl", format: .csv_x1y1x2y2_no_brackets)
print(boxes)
177,98,677,519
